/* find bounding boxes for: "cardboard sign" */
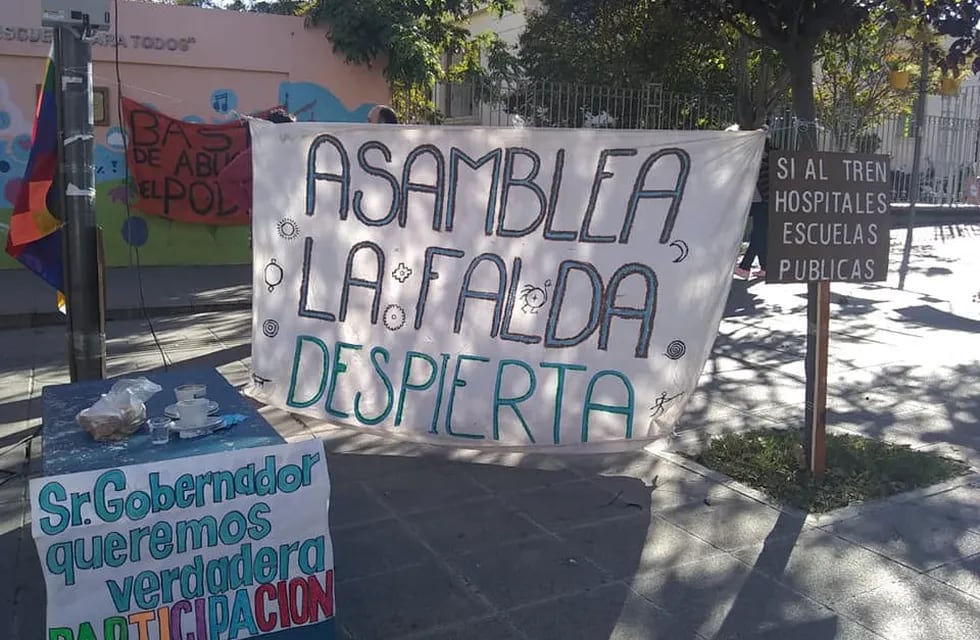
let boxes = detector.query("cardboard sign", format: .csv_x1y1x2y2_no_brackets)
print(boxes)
30,440,334,639
123,97,252,225
247,123,766,450
766,151,891,284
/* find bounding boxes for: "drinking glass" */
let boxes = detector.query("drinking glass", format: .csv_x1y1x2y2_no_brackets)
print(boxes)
148,417,172,445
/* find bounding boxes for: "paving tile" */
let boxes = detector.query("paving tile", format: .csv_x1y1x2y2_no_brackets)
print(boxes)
628,554,755,618
406,497,544,556
558,450,663,480
364,464,491,515
446,535,607,610
824,501,980,572
732,529,920,605
744,617,887,640
507,479,632,531
461,459,580,493
326,452,441,483
702,378,806,414
553,457,736,514
12,524,45,640
562,513,726,580
330,482,391,530
0,474,27,507
657,492,807,552
331,518,431,582
0,519,26,631
834,574,980,640
925,552,980,599
672,393,759,436
630,554,853,640
337,561,489,639
916,486,980,534
413,617,521,640
509,583,696,640
0,498,25,537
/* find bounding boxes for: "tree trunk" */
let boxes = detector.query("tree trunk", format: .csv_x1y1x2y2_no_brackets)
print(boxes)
785,42,824,477
734,35,777,129
787,45,818,151
734,35,757,128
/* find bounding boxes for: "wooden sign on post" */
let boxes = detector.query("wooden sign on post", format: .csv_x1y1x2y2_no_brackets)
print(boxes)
766,151,891,478
767,152,892,284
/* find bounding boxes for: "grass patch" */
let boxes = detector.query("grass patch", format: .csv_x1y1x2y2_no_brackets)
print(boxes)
690,428,971,513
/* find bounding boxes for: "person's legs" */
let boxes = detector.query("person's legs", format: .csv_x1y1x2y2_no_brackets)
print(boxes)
737,244,757,272
737,205,764,274
753,207,769,273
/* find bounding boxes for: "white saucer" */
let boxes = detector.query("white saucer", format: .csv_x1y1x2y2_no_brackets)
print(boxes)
164,401,219,419
171,416,224,439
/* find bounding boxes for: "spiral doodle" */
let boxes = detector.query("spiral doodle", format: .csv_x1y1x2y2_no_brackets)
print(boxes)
262,319,280,339
664,340,687,360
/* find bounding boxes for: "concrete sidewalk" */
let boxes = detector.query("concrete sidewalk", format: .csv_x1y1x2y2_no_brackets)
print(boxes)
1,225,979,639
0,264,251,329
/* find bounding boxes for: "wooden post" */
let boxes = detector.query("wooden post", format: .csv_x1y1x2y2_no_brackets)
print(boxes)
809,280,831,479
770,149,890,481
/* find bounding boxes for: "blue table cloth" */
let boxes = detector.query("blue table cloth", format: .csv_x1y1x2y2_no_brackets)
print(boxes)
41,367,284,476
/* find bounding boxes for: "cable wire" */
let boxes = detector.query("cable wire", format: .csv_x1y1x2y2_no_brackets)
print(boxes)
113,0,170,369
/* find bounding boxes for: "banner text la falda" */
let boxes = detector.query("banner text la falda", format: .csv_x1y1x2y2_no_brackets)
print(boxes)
36,452,333,640
291,137,691,444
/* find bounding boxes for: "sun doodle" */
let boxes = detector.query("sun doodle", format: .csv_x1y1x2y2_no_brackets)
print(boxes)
277,218,300,241
383,304,407,331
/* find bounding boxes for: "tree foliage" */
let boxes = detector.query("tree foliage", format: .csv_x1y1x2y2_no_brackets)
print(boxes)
676,0,980,150
814,10,947,151
518,0,735,94
515,0,797,129
307,0,515,88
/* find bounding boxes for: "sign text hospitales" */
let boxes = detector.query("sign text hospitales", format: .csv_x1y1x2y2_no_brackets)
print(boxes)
766,151,891,284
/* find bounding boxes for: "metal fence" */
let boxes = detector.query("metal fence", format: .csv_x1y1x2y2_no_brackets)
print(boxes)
424,80,736,130
406,78,980,206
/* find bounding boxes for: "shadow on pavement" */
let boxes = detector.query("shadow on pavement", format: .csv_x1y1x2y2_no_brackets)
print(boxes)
894,305,980,333
323,444,657,639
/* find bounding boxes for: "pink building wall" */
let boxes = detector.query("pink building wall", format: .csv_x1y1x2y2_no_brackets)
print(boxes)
0,0,390,267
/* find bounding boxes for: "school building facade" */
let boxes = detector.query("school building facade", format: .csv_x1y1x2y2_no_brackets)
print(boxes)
0,0,389,268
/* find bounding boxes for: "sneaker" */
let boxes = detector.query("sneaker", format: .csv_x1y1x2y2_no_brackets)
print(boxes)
734,267,751,279
752,269,767,279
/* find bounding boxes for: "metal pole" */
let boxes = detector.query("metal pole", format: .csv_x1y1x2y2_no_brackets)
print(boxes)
898,43,929,290
54,25,106,381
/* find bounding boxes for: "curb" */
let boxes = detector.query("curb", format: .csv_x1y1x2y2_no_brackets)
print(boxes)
0,301,251,331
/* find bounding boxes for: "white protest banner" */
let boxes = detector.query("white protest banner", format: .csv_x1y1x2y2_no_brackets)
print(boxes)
30,440,333,640
249,124,765,450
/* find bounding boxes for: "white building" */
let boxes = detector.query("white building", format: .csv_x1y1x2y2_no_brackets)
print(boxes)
434,0,542,125
464,0,542,48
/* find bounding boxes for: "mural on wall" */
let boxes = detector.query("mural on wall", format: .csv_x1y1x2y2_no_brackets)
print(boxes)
0,80,378,269
279,82,374,123
0,79,33,224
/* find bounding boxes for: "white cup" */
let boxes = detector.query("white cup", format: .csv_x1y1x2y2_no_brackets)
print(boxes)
175,383,206,402
176,398,209,428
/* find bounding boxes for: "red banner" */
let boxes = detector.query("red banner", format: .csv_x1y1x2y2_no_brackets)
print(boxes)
123,97,253,225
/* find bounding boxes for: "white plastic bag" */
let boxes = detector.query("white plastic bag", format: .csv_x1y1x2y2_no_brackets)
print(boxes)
76,377,163,441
